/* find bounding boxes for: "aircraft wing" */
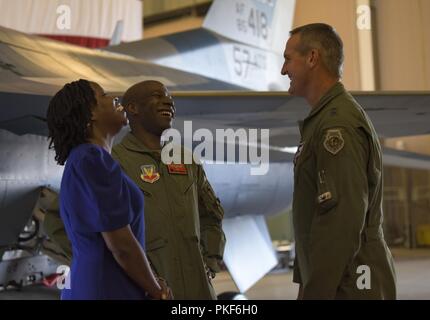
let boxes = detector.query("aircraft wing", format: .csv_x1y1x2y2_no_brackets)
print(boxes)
171,91,430,162
0,25,242,95
0,25,245,136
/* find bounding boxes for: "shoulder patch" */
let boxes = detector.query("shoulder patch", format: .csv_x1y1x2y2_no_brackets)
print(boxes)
323,129,344,155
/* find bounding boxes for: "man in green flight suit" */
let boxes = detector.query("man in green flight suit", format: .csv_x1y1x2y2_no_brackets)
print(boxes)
113,80,225,299
44,80,226,300
281,23,396,299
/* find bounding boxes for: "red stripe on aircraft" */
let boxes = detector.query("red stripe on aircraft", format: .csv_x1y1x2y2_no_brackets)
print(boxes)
38,34,110,48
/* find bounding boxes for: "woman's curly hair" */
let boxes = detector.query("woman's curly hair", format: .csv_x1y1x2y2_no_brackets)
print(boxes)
47,79,96,165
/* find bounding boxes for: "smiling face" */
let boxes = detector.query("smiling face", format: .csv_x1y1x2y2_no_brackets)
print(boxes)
89,82,128,136
129,81,176,136
281,34,311,97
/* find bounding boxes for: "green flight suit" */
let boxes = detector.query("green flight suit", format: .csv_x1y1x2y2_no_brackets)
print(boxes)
292,82,396,299
111,133,225,300
43,193,73,261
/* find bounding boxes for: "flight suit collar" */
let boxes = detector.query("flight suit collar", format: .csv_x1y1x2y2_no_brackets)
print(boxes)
298,120,305,136
305,81,345,123
120,132,162,160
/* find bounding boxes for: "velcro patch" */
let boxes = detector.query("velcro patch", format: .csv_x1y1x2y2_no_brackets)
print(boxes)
167,164,188,175
323,129,344,155
140,164,160,183
317,191,332,204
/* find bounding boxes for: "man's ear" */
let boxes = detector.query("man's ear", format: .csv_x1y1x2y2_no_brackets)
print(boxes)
125,102,139,116
307,49,319,68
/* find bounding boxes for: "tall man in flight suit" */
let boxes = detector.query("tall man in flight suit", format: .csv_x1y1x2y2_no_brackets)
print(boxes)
44,80,225,300
281,23,396,299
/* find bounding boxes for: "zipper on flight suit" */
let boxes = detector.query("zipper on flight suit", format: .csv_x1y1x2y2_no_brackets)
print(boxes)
158,158,187,297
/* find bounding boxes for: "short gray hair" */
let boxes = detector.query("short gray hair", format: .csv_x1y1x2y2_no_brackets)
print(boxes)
290,23,344,78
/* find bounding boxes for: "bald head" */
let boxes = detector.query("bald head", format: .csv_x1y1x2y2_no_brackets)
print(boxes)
122,80,164,108
122,80,175,135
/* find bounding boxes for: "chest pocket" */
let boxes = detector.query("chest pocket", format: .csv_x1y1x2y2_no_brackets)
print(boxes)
140,187,153,199
165,164,195,194
170,170,199,237
181,178,197,213
183,181,195,201
163,166,197,211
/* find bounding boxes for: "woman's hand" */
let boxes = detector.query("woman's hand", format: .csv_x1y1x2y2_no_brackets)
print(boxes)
102,226,170,300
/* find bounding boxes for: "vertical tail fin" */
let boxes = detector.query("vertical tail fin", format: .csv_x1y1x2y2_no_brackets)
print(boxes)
109,20,124,46
222,215,278,293
203,0,296,54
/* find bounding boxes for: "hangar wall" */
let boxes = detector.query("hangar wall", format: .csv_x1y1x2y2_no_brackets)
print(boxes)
293,0,362,90
374,0,430,91
373,0,430,248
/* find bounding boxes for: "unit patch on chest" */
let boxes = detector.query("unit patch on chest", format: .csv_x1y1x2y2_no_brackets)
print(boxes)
140,164,160,183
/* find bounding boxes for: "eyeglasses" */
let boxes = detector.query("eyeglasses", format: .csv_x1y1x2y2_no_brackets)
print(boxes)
113,97,121,108
113,97,124,112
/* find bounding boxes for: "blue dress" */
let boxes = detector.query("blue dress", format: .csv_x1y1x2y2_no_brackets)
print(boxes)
59,143,146,299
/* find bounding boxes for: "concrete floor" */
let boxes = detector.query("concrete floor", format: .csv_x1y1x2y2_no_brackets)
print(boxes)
212,248,430,299
0,248,429,300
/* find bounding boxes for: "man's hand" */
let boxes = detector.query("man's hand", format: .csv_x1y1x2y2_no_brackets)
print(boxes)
297,285,304,300
205,264,216,281
157,277,173,300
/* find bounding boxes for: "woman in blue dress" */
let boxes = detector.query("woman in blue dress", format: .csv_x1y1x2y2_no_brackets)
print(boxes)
46,79,171,300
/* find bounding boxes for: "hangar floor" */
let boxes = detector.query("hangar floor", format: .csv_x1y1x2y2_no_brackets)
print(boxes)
0,248,429,300
212,248,430,300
